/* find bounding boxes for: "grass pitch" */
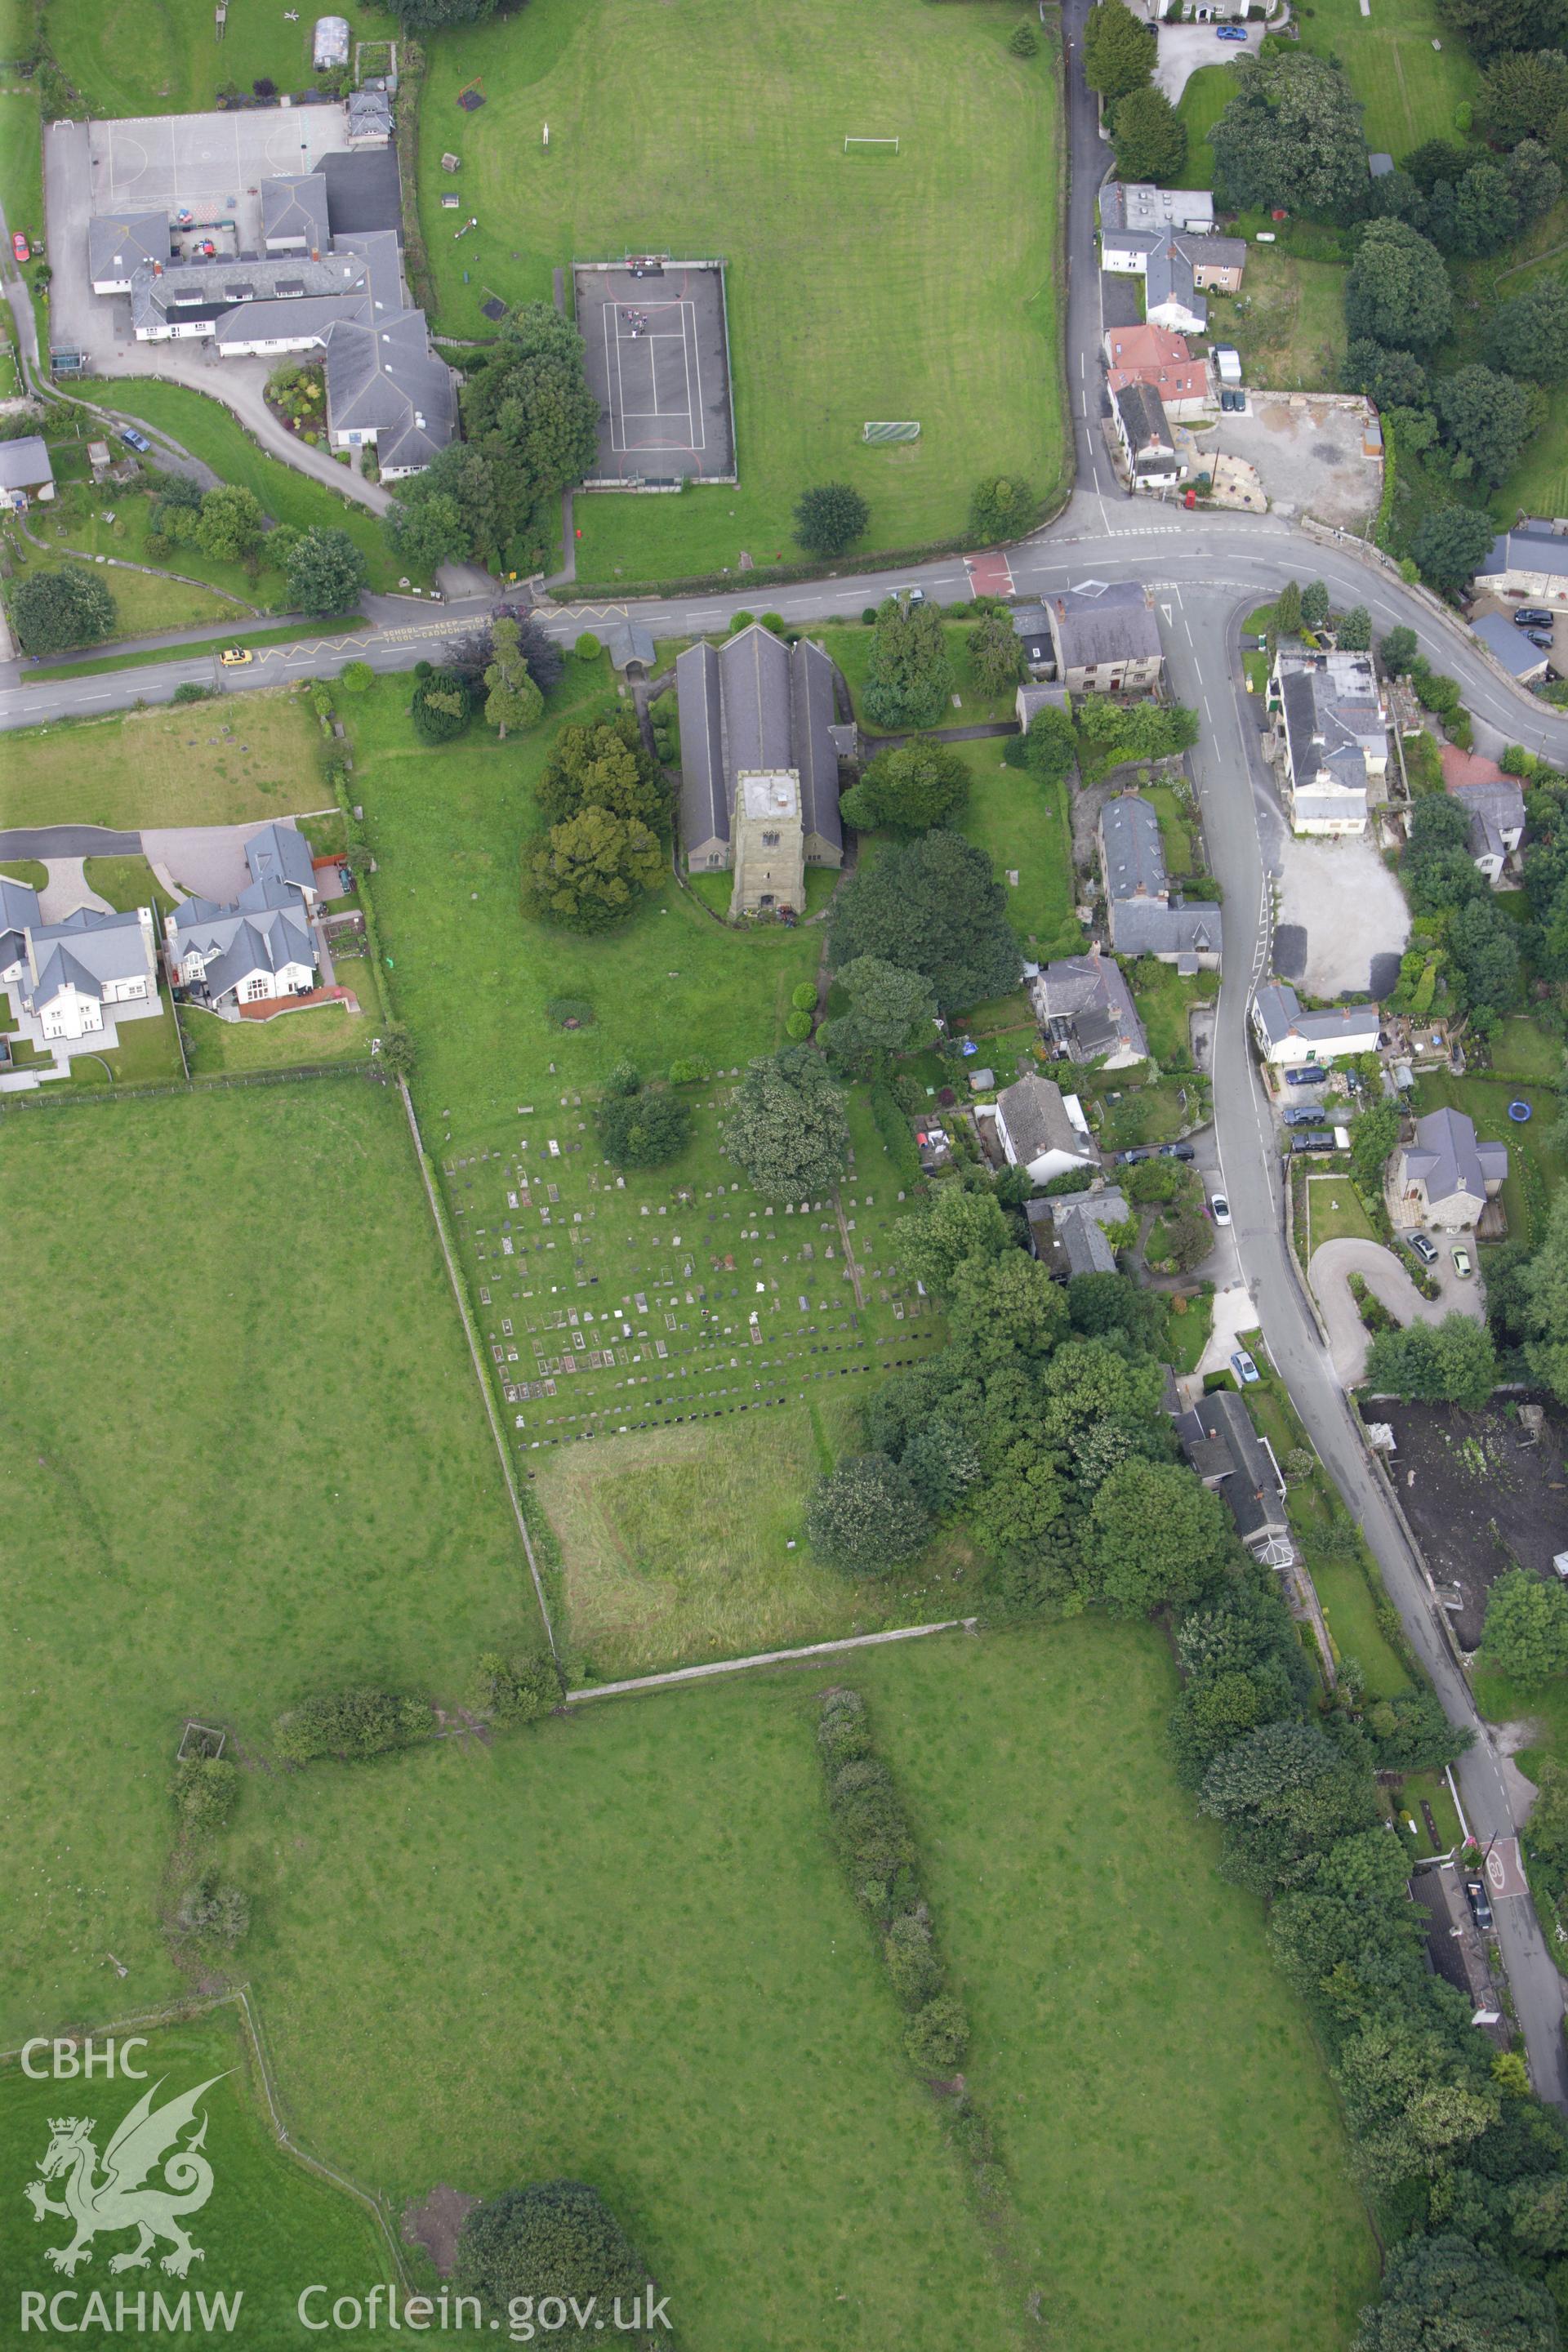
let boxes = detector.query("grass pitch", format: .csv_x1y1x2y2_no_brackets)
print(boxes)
416,0,1067,581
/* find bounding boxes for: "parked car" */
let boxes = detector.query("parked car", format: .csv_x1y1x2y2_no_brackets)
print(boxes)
1405,1230,1439,1266
1231,1348,1259,1383
1219,388,1238,412
1117,1147,1156,1165
218,646,253,668
1452,1244,1472,1278
11,230,29,263
1210,1194,1232,1225
1290,1129,1336,1152
1285,1064,1330,1087
1466,1878,1494,1934
1217,23,1248,37
905,586,925,606
1283,1103,1325,1127
118,426,151,453
1513,608,1555,630
1158,1143,1196,1160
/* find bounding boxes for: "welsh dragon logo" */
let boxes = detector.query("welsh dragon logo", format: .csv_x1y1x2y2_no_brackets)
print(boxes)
24,2074,228,2278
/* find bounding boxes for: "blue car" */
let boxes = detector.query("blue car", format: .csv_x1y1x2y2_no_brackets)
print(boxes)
1231,1349,1260,1384
118,426,151,453
1216,23,1248,38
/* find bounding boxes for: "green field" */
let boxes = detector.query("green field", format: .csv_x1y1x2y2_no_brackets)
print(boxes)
1174,62,1238,191
1205,257,1348,396
945,738,1080,956
416,0,1066,583
204,1622,1375,2352
179,998,373,1073
1,2011,406,2348
1306,1171,1379,1254
0,688,328,828
47,0,399,117
0,1081,538,2038
1292,0,1479,154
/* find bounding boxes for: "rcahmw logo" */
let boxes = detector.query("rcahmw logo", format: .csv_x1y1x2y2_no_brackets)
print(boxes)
18,2055,243,2334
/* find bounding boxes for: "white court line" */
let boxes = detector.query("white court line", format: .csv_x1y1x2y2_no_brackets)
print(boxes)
679,297,702,454
603,307,626,456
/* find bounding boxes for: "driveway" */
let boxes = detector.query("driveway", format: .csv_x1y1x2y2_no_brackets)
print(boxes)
1154,27,1258,100
36,858,113,924
1308,1235,1486,1387
140,817,309,903
1275,832,1410,997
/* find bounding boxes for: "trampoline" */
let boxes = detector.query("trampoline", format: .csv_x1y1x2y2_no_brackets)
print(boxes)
1508,1100,1533,1122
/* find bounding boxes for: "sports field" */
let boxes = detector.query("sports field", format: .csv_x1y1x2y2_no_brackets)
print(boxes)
209,1622,1371,2352
0,1081,538,2042
416,0,1067,581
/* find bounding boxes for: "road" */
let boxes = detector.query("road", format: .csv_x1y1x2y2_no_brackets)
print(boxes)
3,9,1566,2101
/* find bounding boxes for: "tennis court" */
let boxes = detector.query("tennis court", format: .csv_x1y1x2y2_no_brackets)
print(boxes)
573,261,737,486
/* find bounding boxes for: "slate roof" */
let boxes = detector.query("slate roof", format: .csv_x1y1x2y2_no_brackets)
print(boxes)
1099,795,1222,958
23,906,151,1010
318,146,403,238
323,307,457,472
0,875,42,966
1472,610,1549,678
1177,1389,1287,1548
1450,778,1526,865
1115,379,1174,459
346,87,394,140
1010,600,1054,663
0,435,54,493
1049,581,1163,674
1401,1106,1508,1208
1276,650,1383,807
262,172,332,252
996,1072,1096,1168
1480,523,1568,582
1252,982,1379,1049
1052,1186,1129,1277
675,626,841,858
605,619,657,670
1099,182,1215,234
246,822,318,896
132,251,369,337
87,207,172,284
1031,946,1148,1061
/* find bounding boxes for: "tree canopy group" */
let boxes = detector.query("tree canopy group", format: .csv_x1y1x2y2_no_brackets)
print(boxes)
1084,0,1187,188
520,713,670,930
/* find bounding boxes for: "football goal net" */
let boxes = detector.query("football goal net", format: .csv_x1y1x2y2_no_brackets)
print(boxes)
862,421,920,443
843,135,899,155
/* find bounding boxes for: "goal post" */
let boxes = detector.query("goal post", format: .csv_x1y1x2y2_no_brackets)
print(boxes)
863,421,920,443
843,135,899,155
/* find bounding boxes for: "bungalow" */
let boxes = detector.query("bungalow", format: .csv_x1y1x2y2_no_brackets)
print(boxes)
1031,942,1148,1067
1103,323,1215,423
992,1072,1100,1185
167,878,318,1008
1099,795,1222,967
1441,745,1526,887
16,905,158,1042
1113,381,1183,492
1393,1106,1508,1230
1270,648,1388,836
1046,581,1165,694
1250,982,1381,1069
0,435,55,513
1473,519,1568,604
1177,1388,1290,1556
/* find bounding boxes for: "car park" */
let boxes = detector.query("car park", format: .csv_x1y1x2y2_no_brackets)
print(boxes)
1465,1878,1494,1934
1452,1245,1472,1278
1285,1064,1329,1087
1405,1231,1439,1266
1231,1349,1259,1383
1209,1194,1232,1225
118,426,151,453
1514,608,1555,630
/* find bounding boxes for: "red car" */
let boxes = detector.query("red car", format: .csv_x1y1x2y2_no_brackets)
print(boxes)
11,231,29,264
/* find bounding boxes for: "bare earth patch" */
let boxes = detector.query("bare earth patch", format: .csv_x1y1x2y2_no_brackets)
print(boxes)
403,2185,479,2276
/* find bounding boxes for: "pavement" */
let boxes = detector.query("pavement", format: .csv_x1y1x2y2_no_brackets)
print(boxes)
1153,24,1261,100
1308,1235,1486,1386
34,858,113,924
140,817,309,902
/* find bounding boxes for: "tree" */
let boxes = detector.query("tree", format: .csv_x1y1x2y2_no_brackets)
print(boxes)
519,805,665,931
818,955,937,1067
947,1249,1070,1366
1487,275,1568,383
176,1873,250,1946
274,1686,431,1761
194,484,264,565
1200,1717,1379,1893
339,659,374,693
1022,704,1077,783
1343,340,1432,412
386,476,481,575
483,615,546,738
536,715,666,829
968,609,1024,697
1272,578,1303,636
10,567,116,654
1482,1566,1568,1684
1353,2231,1557,2352
1344,220,1453,352
1301,579,1331,630
862,595,955,730
1081,0,1156,100
897,1185,1010,1298
595,1071,692,1168
410,665,472,744
470,1650,560,1721
285,526,367,616
407,303,598,569
1523,1187,1568,1400
839,742,970,834
794,481,869,556
1336,604,1373,651
969,475,1036,541
723,1045,850,1197
1452,160,1520,257
1381,624,1419,672
1412,506,1495,595
1438,0,1568,59
455,2184,653,2328
1481,47,1568,142
806,1452,932,1573
1111,82,1187,181
826,830,1022,1012
1348,1098,1401,1190
1364,1315,1499,1408
1209,50,1370,220
377,1025,416,1078
1508,136,1563,225
1083,1457,1232,1615
1435,364,1535,487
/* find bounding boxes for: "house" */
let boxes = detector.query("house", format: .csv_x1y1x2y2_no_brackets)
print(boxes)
1099,795,1222,967
1009,602,1056,675
1098,185,1246,334
1027,1187,1131,1277
1270,648,1388,835
1046,581,1165,693
0,875,42,977
87,207,171,294
262,172,332,256
1250,982,1380,1069
992,1072,1099,1184
1470,610,1549,685
1177,1389,1290,1555
1394,1106,1508,1229
1441,745,1526,886
166,879,318,1009
346,87,394,145
1103,323,1214,423
676,625,843,881
1099,183,1218,237
1409,1866,1506,2037
1031,943,1148,1067
245,822,320,908
1113,381,1183,492
16,906,158,1041
0,435,55,512
1474,519,1568,604
322,305,458,479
